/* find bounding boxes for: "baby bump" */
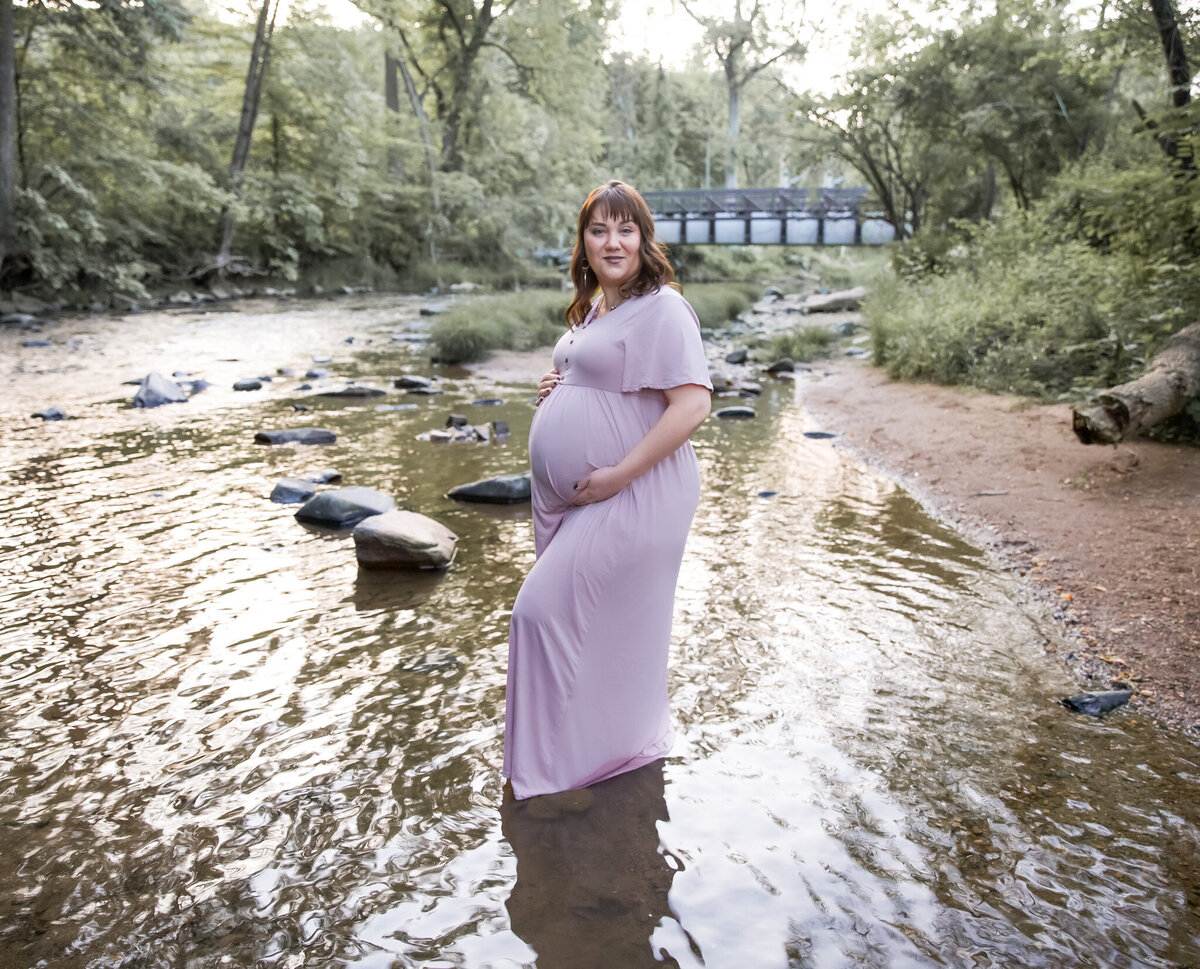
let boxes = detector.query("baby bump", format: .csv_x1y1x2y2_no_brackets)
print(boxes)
529,386,634,504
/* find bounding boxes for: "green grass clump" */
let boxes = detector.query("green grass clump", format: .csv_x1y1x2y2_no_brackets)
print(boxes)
763,325,838,363
431,290,567,364
681,282,761,329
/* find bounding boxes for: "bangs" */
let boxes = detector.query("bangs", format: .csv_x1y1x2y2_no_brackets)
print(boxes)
586,187,641,227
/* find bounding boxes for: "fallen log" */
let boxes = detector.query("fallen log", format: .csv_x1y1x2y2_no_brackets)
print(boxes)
1072,319,1200,444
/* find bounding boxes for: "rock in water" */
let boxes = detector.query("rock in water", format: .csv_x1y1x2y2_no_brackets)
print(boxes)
254,427,337,445
32,407,66,421
234,378,263,391
354,510,458,570
394,375,433,390
304,467,342,484
715,406,756,419
765,358,795,374
447,471,532,504
317,384,387,398
1060,690,1134,716
295,486,394,527
725,347,749,365
134,372,188,408
270,478,319,504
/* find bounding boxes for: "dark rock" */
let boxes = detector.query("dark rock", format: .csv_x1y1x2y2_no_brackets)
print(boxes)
419,303,450,316
492,420,511,440
446,414,469,428
254,427,337,445
305,368,332,380
472,398,505,406
803,431,837,439
293,404,310,412
295,486,395,527
835,320,863,335
715,406,756,419
32,407,66,421
304,468,342,484
724,347,749,365
234,378,263,391
1061,690,1134,716
406,387,445,397
277,367,296,377
180,379,211,395
134,372,188,408
1,313,37,326
270,478,318,504
21,339,51,348
317,384,387,398
757,490,778,498
763,286,784,299
394,375,433,390
353,509,458,570
738,381,762,397
765,358,795,374
298,383,313,391
447,470,532,504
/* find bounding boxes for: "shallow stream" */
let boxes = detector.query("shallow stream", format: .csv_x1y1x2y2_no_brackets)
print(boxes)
1,294,1198,968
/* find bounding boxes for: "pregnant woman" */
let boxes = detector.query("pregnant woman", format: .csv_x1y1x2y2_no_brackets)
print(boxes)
503,180,713,800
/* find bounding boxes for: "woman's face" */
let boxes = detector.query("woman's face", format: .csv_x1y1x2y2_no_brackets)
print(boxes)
583,209,642,292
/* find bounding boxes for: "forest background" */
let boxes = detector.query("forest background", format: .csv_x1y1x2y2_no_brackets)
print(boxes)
0,0,1197,407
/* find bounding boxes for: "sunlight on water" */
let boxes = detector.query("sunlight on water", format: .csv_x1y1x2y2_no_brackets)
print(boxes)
1,295,1197,969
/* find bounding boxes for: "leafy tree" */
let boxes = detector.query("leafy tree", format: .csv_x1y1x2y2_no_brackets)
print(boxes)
679,0,805,187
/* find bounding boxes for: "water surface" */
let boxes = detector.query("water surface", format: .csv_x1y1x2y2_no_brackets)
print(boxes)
1,295,1197,968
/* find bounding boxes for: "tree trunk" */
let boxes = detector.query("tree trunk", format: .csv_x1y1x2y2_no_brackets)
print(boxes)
216,0,277,275
1072,320,1200,444
724,60,740,189
394,46,441,282
384,51,403,178
0,0,16,273
1149,0,1192,109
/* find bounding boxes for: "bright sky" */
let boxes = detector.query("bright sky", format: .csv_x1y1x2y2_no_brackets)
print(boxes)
311,0,869,93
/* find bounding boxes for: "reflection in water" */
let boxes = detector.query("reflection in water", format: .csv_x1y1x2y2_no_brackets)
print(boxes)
502,762,680,969
0,297,1198,968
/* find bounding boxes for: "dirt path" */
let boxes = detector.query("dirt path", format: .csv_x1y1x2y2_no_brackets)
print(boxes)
797,359,1200,737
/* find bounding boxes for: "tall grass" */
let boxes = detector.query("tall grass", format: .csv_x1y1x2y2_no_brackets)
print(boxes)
429,281,764,363
762,325,838,363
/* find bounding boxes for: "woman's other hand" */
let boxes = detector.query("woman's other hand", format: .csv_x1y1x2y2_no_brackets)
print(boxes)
535,368,560,405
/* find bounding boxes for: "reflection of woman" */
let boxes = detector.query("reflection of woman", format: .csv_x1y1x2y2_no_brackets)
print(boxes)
503,180,712,800
501,762,679,968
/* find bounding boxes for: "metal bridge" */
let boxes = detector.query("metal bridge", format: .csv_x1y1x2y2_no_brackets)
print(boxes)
641,187,897,246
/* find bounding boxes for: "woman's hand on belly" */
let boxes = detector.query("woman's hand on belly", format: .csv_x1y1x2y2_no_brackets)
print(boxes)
570,465,629,505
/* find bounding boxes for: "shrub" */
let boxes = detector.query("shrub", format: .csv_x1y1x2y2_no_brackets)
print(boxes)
763,325,838,363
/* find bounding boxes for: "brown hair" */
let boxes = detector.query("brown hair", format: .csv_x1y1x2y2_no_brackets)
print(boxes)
565,180,675,329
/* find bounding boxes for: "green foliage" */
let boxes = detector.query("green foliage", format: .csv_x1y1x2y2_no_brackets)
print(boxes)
762,325,837,363
430,290,567,363
682,282,761,328
671,246,789,283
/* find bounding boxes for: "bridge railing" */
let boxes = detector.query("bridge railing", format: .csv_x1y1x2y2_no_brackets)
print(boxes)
641,187,897,246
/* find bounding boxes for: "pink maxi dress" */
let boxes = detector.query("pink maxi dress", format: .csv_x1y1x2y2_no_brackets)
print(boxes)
503,285,712,800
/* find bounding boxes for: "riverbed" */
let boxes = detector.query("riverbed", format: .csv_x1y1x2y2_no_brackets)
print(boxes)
2,293,1198,968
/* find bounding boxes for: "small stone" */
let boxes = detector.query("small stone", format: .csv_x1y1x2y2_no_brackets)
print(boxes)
1061,690,1134,717
419,303,450,316
270,478,318,504
32,407,66,421
21,339,51,348
304,468,342,484
134,372,188,408
446,414,469,428
724,347,749,365
715,406,756,419
803,431,837,439
471,398,504,406
738,382,762,397
353,509,458,570
316,384,387,398
765,358,795,374
254,427,337,445
305,368,331,380
234,378,263,391
446,470,532,504
295,486,395,528
394,375,433,390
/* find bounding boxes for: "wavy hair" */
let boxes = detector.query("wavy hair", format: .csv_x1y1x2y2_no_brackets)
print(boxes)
565,180,675,329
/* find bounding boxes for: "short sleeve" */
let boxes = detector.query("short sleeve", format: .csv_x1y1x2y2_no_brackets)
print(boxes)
620,289,713,393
